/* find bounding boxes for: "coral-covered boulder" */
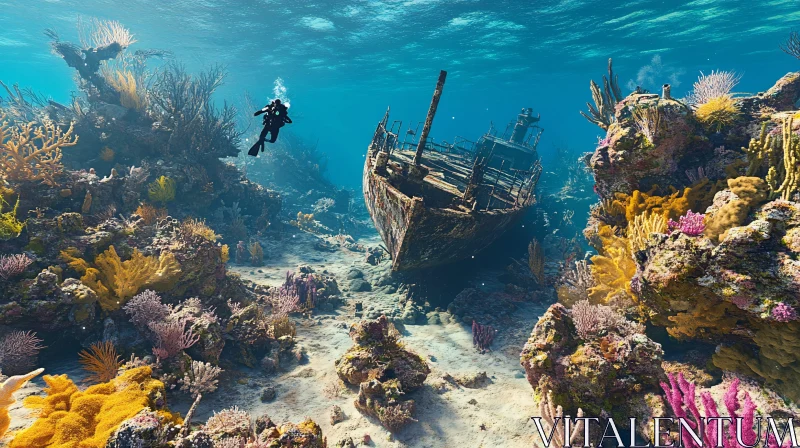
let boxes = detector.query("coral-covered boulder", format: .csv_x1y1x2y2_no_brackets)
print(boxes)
335,315,429,391
354,379,417,433
258,418,326,447
223,304,270,367
520,303,664,416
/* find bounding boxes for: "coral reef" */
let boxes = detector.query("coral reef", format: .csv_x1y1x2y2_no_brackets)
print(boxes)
520,303,664,417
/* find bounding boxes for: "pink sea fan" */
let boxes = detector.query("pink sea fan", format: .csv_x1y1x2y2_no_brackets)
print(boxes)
771,302,797,322
149,318,200,359
124,290,173,331
668,210,705,236
0,254,34,280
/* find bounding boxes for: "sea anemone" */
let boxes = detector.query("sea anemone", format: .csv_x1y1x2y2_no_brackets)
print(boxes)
695,95,740,132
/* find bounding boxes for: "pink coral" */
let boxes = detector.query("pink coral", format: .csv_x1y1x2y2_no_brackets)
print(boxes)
771,302,797,322
124,290,173,331
0,254,33,280
661,373,791,448
149,318,200,359
668,210,705,236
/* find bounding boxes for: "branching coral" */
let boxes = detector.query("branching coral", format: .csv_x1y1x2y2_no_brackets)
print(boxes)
0,368,43,439
556,260,595,306
0,115,78,186
134,203,167,226
775,116,800,201
103,69,146,111
570,299,641,340
0,253,33,279
180,218,219,242
0,194,24,240
631,103,663,144
667,210,706,236
9,366,172,448
79,341,122,384
180,360,222,397
249,242,263,266
147,175,175,204
627,212,668,253
0,331,44,375
580,58,623,130
124,290,173,331
685,70,741,107
527,238,544,284
149,318,199,359
695,95,740,132
534,389,584,448
203,405,252,441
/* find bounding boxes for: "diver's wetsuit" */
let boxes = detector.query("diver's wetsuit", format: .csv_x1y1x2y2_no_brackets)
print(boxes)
247,101,292,156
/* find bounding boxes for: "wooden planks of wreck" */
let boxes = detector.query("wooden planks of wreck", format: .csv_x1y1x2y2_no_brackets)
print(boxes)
362,70,541,271
364,151,528,271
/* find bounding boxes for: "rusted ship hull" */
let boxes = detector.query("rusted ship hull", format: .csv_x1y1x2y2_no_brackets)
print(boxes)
363,154,527,271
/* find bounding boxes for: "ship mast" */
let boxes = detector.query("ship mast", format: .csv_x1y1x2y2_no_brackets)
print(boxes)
413,70,447,166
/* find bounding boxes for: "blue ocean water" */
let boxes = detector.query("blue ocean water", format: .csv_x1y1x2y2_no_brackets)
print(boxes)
1,0,798,187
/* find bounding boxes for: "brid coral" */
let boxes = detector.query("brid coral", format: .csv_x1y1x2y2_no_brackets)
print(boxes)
0,368,43,439
0,114,78,186
9,366,176,448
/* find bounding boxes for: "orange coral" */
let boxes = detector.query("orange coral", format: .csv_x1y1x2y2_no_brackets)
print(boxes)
79,341,122,384
0,115,78,186
587,225,637,308
134,204,167,226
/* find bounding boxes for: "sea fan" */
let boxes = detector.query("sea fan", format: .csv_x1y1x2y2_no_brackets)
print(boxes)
79,341,122,383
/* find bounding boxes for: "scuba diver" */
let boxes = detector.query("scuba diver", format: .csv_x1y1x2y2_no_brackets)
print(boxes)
248,99,292,156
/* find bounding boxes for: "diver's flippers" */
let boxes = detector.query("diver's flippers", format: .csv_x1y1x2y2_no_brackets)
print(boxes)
247,141,261,157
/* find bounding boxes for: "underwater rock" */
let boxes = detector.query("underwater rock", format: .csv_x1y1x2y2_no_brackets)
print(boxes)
106,409,171,448
348,278,371,292
258,418,327,448
223,303,270,367
335,315,430,391
454,371,490,389
520,303,664,417
260,385,277,402
355,378,417,433
329,404,345,425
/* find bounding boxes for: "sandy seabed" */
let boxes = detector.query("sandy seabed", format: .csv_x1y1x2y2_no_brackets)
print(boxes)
7,230,548,447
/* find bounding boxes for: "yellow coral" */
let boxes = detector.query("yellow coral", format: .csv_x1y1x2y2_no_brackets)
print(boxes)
627,212,668,253
666,297,739,339
9,366,174,448
615,187,692,224
99,147,115,162
704,177,768,242
0,368,43,439
134,203,167,226
0,115,78,186
776,116,800,201
587,225,637,307
0,193,24,240
147,176,175,204
221,244,230,264
62,246,181,310
695,95,740,132
180,218,219,242
103,69,146,112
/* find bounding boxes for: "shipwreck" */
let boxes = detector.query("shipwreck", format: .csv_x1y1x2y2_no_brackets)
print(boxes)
363,70,543,271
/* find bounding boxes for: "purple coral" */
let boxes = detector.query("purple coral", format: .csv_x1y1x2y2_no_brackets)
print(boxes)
0,254,33,280
274,271,316,313
771,302,797,322
149,318,200,359
124,290,173,331
668,210,705,236
0,330,45,374
472,320,496,352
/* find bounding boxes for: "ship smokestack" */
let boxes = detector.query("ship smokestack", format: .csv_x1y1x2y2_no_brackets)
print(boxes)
413,70,447,166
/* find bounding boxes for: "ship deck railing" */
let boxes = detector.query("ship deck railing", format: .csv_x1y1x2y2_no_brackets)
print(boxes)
370,118,541,211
